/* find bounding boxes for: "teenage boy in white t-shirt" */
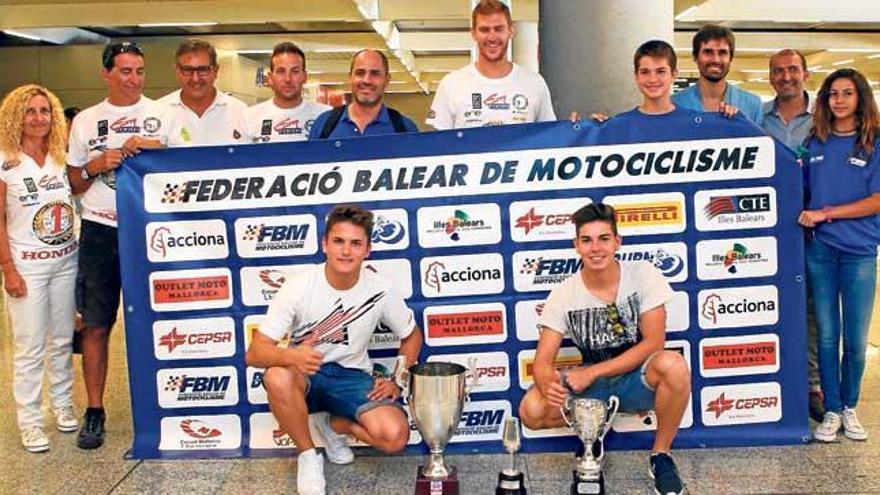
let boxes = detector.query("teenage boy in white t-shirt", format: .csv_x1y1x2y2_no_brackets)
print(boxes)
246,205,423,495
518,203,690,495
66,41,172,450
426,0,555,130
244,42,330,143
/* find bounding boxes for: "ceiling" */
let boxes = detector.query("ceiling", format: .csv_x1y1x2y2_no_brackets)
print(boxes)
0,0,878,96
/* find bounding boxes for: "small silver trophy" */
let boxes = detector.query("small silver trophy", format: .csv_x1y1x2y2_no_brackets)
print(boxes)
496,417,526,494
407,360,478,495
561,396,620,495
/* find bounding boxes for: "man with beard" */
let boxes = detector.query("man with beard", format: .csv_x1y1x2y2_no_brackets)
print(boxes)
426,0,555,129
244,42,330,143
672,25,762,124
159,39,248,146
309,49,418,139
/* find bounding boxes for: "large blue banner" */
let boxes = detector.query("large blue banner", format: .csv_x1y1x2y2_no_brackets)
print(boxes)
118,114,809,459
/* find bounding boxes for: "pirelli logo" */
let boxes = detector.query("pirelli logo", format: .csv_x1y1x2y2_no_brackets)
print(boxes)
615,202,681,226
603,192,686,236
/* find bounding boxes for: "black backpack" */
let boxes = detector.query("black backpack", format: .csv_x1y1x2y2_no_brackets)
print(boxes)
318,105,409,139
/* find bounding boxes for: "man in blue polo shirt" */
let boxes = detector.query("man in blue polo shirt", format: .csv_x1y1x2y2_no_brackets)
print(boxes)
762,49,812,152
673,25,762,125
309,49,418,139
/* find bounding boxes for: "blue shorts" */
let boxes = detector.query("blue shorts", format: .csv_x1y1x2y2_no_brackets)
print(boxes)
573,354,657,413
304,363,403,422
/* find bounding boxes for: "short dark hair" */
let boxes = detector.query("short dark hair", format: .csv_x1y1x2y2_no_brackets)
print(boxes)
692,24,736,59
573,203,618,236
270,42,306,71
769,48,807,72
64,107,81,122
471,0,512,29
101,41,144,70
633,39,677,72
350,49,389,75
175,38,218,67
325,205,374,240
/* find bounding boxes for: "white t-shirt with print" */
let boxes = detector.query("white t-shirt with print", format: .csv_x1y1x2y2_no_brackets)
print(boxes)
538,262,672,365
159,89,248,147
67,97,171,228
0,151,77,273
259,263,416,373
244,99,331,143
426,63,556,130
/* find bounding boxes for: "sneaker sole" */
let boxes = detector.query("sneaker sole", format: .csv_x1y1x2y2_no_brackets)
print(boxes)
25,444,50,453
648,467,685,495
812,432,839,443
323,450,354,465
77,437,104,449
843,430,868,441
57,424,78,433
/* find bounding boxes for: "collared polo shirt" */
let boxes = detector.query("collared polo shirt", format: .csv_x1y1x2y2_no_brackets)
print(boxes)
762,92,813,152
672,82,763,125
159,89,248,146
308,105,418,140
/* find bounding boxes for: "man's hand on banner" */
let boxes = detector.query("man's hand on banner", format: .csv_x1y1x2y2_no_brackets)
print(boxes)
121,136,163,157
717,102,740,118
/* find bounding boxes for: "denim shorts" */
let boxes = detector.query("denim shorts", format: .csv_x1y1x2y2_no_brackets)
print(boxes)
304,362,403,422
571,353,658,413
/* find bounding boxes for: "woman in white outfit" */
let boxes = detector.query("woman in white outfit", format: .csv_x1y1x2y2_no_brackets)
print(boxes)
0,84,79,452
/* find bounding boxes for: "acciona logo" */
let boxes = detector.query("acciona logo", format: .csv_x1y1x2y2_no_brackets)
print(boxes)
420,253,504,298
146,220,228,263
698,285,779,329
701,382,782,426
159,414,241,451
234,214,317,258
696,236,778,280
152,317,235,360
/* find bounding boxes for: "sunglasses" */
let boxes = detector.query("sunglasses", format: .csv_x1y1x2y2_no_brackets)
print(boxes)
102,42,144,70
607,303,624,335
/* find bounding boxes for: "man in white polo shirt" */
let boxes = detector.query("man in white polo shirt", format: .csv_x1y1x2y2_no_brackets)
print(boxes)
244,42,330,143
426,0,555,129
67,41,173,450
159,38,248,146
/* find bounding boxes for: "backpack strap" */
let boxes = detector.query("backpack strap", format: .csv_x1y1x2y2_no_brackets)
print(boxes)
386,107,408,133
318,105,346,139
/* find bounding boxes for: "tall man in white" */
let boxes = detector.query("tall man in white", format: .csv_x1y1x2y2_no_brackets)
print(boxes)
426,0,555,129
244,42,330,143
246,205,422,495
67,41,172,449
159,38,248,146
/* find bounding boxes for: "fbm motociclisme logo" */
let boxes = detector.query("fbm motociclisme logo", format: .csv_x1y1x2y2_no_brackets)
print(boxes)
157,366,239,408
235,214,317,258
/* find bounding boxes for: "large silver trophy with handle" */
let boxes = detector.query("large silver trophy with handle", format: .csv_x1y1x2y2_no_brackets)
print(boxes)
561,395,620,495
406,359,478,495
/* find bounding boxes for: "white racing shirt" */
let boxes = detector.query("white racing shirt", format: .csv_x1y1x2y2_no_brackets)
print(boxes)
244,99,331,143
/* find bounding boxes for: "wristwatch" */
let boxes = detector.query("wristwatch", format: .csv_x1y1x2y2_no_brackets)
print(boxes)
81,166,95,181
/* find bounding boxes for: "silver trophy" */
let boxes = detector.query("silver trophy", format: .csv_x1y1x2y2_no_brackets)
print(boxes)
407,360,478,495
496,417,526,494
561,396,620,495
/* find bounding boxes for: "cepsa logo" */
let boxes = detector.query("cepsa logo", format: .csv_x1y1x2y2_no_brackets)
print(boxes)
698,285,779,329
509,198,587,242
420,253,504,298
234,214,317,258
248,412,295,450
153,317,235,360
701,382,782,426
159,415,241,451
513,248,579,292
449,400,511,443
694,187,777,231
417,203,501,248
427,352,510,393
423,303,507,347
696,237,778,281
615,242,688,283
149,268,233,312
156,366,239,409
240,264,314,307
514,299,546,341
603,192,686,236
370,208,409,251
699,333,780,378
517,348,582,390
146,220,228,263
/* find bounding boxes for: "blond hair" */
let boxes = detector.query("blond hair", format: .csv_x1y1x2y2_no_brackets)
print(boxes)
0,84,67,166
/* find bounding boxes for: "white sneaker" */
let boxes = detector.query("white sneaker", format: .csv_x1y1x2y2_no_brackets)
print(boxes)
314,413,354,465
842,408,868,441
21,426,50,453
54,405,79,433
813,411,842,442
296,449,326,495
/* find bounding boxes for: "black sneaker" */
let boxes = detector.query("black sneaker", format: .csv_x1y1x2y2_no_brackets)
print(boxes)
649,452,685,495
809,390,826,423
77,408,106,449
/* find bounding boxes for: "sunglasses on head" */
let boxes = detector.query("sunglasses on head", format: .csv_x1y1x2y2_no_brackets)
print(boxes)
102,42,144,70
607,303,624,335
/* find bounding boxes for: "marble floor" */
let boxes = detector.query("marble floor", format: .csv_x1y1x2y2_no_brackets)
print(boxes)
0,302,878,495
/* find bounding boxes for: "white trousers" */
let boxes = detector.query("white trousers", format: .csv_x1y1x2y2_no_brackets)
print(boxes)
6,254,77,429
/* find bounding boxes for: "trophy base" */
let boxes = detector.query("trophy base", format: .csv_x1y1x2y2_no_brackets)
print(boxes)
570,470,605,495
415,466,459,495
496,469,527,494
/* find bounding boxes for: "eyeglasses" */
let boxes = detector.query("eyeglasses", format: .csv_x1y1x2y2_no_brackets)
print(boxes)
607,303,624,335
102,42,144,70
177,65,215,77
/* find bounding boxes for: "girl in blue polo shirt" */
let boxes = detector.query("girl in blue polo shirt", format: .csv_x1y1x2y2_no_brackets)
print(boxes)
798,68,880,443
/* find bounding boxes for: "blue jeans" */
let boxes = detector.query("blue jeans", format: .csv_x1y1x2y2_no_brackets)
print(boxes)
304,363,402,422
806,239,877,413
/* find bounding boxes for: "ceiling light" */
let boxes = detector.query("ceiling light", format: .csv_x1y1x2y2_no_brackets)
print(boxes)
827,48,880,53
808,65,822,71
868,54,880,59
235,50,272,55
138,22,218,27
832,59,854,66
3,29,42,41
